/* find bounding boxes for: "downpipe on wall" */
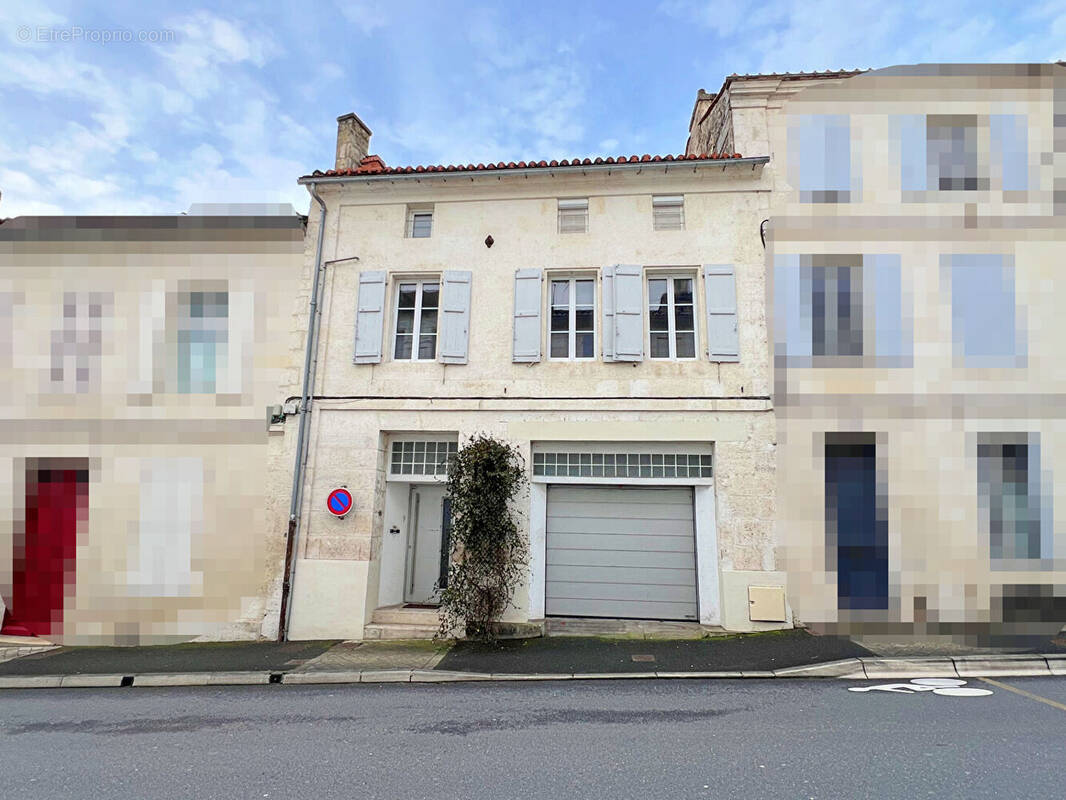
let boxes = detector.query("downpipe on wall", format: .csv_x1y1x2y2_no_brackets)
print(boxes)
277,181,328,641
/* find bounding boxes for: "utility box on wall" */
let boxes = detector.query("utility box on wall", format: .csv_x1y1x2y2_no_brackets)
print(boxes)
748,585,787,622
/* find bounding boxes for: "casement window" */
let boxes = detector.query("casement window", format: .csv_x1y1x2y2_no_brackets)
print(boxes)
558,198,588,234
927,115,982,191
943,254,1024,367
50,291,111,393
549,277,596,359
353,271,470,365
406,206,433,238
977,434,1046,562
177,290,228,393
652,195,685,230
774,254,908,367
648,275,696,359
789,114,854,203
393,279,440,360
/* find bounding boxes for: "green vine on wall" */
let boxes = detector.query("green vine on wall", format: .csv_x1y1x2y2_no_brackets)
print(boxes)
437,434,528,641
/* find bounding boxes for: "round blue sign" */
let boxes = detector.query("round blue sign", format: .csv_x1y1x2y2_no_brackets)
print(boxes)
326,487,353,517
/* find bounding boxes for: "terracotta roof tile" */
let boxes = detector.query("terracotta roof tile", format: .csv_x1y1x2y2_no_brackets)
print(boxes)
301,151,750,180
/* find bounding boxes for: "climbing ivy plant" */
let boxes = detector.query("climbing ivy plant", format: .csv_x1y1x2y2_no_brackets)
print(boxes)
437,434,528,641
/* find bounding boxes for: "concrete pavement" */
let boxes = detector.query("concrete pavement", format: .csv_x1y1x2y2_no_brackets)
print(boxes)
1,677,1063,799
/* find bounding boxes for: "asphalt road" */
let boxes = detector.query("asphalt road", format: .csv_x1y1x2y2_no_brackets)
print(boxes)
1,677,1063,800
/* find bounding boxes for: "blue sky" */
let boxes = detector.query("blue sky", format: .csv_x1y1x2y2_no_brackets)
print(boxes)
0,0,1062,216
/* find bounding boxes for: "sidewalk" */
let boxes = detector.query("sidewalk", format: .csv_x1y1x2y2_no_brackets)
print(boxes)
0,630,1063,688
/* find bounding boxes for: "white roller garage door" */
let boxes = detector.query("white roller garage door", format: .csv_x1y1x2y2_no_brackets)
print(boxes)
545,485,698,621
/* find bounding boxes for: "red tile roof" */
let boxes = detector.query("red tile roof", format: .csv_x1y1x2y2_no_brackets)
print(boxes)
301,151,749,180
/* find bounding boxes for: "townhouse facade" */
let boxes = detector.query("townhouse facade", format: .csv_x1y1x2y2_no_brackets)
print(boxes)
0,206,305,644
279,114,789,640
690,63,1066,640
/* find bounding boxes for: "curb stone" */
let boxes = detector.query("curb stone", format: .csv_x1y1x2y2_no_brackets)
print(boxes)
0,655,1063,689
862,657,959,679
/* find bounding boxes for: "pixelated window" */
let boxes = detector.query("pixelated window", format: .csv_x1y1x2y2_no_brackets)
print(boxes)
790,114,854,203
977,436,1041,561
926,115,983,191
128,457,202,596
50,291,111,393
177,290,228,393
943,254,1022,366
776,254,906,366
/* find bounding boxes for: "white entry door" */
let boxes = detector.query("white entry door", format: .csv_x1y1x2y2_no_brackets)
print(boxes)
404,484,447,604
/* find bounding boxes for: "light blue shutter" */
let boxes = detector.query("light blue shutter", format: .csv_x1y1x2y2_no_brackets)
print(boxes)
896,114,927,192
704,264,739,362
353,270,386,364
990,114,1028,191
512,269,542,363
602,265,616,361
438,270,472,364
613,264,643,361
867,255,906,361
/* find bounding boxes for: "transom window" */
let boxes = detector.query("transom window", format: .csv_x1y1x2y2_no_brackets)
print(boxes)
393,280,439,361
549,277,595,359
390,440,458,476
533,451,713,479
648,276,696,359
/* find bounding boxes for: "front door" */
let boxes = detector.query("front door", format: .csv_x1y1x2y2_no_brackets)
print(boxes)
1,464,87,637
826,440,888,610
404,484,448,604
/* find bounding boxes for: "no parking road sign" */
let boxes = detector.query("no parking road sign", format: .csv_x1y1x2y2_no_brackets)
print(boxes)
326,487,353,517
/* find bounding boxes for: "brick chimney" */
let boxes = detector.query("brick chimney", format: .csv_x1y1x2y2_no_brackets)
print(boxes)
335,112,372,172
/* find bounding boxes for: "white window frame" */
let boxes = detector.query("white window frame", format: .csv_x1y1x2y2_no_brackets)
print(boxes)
406,205,433,238
557,198,589,234
546,273,597,361
646,270,698,361
652,195,685,231
391,276,440,362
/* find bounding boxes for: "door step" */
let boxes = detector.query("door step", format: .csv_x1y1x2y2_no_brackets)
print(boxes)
363,622,440,641
370,604,440,627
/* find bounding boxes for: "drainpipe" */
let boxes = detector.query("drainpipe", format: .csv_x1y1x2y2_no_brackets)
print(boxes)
277,181,328,641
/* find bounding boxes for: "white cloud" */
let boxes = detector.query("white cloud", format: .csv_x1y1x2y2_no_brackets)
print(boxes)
337,0,391,34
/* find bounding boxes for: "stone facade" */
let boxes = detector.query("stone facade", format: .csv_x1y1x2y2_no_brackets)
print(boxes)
282,135,786,639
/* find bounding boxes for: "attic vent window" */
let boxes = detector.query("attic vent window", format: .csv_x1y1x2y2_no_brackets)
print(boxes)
652,195,685,231
558,198,589,234
406,206,433,238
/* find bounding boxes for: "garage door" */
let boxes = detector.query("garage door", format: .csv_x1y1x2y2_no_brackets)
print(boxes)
545,485,698,621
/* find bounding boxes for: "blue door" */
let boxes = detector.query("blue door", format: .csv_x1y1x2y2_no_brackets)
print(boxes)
825,441,888,610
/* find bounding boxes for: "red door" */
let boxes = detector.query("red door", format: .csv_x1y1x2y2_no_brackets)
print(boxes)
2,467,87,637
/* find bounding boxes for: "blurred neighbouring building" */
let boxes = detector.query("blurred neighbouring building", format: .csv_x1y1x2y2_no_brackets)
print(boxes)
0,205,306,644
690,63,1066,644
